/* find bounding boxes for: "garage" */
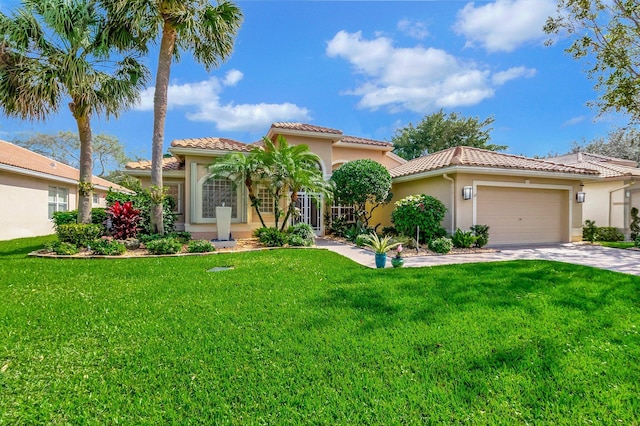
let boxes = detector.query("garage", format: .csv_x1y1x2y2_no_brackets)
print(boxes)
476,186,569,246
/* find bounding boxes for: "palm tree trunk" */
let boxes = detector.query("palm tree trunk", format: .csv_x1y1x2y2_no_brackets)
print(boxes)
280,191,298,232
150,20,177,235
75,112,93,224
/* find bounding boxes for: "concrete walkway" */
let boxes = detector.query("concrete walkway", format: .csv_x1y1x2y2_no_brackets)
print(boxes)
316,238,640,276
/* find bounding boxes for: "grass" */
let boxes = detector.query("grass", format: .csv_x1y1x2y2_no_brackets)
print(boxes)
1,236,640,424
598,241,636,249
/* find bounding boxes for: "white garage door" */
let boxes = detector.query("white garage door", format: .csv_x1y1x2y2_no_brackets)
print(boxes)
476,186,569,246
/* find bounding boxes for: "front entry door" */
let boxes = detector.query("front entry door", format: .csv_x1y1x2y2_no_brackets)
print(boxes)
293,192,322,235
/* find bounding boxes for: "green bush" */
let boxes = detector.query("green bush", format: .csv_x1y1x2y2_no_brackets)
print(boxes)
106,186,177,235
344,222,372,243
326,215,352,237
169,231,192,244
381,226,397,236
90,239,126,256
45,241,79,255
392,194,447,243
255,227,287,247
635,234,640,248
57,224,103,247
597,227,624,242
470,224,490,248
631,207,640,240
145,238,183,255
287,223,315,247
52,208,108,230
429,237,453,254
391,234,417,250
354,234,369,247
187,239,215,253
451,228,478,248
582,220,598,242
287,235,307,247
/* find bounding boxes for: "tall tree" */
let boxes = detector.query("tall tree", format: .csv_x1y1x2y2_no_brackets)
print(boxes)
544,0,640,121
391,110,505,161
0,0,147,223
107,0,242,235
13,131,131,177
571,127,640,163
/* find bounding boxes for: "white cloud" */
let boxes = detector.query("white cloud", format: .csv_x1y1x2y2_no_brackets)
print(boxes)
563,116,585,127
397,19,429,40
133,69,310,131
454,0,556,52
326,30,532,113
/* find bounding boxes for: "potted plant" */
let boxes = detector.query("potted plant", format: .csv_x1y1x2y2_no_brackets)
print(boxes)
391,244,404,268
362,232,400,268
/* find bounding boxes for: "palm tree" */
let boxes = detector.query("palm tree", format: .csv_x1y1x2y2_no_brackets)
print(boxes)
0,0,147,223
208,147,269,228
106,0,242,234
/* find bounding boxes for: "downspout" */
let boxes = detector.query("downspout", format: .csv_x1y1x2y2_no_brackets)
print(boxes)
442,173,455,234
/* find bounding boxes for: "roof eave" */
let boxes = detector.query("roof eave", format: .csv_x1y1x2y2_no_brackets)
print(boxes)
332,141,393,151
169,147,247,157
266,127,342,141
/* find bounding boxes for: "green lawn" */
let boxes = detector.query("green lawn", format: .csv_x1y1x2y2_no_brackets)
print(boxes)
1,236,639,424
598,241,636,249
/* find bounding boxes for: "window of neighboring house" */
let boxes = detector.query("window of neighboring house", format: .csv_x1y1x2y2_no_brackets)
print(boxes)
202,177,238,219
48,186,69,219
165,183,184,214
256,186,274,214
331,202,356,223
92,193,99,205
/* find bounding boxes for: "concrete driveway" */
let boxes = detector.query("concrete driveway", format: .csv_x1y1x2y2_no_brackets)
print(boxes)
316,239,640,276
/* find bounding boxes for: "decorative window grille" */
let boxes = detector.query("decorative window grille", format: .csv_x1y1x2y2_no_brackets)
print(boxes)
202,178,237,219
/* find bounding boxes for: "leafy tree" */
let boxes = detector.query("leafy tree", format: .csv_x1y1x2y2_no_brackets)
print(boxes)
391,194,447,243
570,127,640,163
330,159,392,228
544,0,640,121
106,0,243,235
391,110,505,160
13,131,131,177
0,0,147,223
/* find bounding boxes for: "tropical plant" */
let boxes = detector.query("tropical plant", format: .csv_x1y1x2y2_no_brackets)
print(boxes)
451,228,478,249
187,239,215,253
106,201,141,240
287,223,316,247
582,219,598,242
106,187,177,235
330,159,392,228
391,194,447,243
596,227,624,242
56,224,103,248
254,227,287,247
90,239,126,256
45,241,79,256
470,224,490,248
0,0,148,223
631,207,640,240
105,0,243,234
429,237,453,254
145,237,183,255
362,232,401,254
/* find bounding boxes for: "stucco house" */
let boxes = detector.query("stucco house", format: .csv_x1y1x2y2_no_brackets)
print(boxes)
0,140,128,241
547,152,640,237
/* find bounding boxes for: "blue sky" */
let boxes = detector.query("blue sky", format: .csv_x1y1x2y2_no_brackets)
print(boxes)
0,0,630,161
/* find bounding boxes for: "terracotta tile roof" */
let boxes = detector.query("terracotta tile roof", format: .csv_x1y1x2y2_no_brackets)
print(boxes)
548,152,638,168
339,135,393,148
547,152,640,178
271,122,343,135
0,140,127,189
171,137,251,152
125,156,184,171
567,161,640,178
389,146,600,178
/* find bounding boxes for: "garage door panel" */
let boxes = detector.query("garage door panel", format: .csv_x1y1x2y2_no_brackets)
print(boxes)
476,187,568,246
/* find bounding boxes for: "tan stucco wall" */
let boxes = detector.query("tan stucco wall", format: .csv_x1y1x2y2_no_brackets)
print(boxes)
583,180,628,230
331,147,401,172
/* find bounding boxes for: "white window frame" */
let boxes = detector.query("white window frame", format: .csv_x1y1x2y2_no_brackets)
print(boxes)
48,186,69,219
256,186,274,214
165,182,184,214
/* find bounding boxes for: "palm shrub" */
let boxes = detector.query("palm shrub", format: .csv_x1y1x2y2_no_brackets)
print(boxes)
470,224,490,248
255,227,287,247
429,237,453,254
362,232,400,254
392,194,447,243
106,201,141,240
451,228,477,248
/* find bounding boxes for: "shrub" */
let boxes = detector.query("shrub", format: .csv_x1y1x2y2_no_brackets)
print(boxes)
631,207,640,240
597,226,624,242
362,232,400,254
392,194,447,243
582,220,598,242
145,238,183,255
256,227,287,247
90,239,126,256
287,235,307,247
51,211,77,229
470,224,490,248
451,228,478,248
45,241,79,255
287,223,315,247
57,224,103,247
429,237,453,254
138,233,163,244
106,201,141,240
327,215,352,237
187,239,215,253
635,234,640,248
344,222,372,243
355,234,369,247
169,231,192,244
91,208,108,227
106,186,177,235
391,234,417,250
381,226,397,236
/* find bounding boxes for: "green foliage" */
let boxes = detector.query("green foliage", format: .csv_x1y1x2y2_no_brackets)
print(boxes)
287,223,315,247
381,226,398,236
52,209,108,230
470,224,490,248
635,234,640,248
631,207,640,240
344,222,372,243
145,238,183,255
391,234,417,250
327,215,352,237
451,228,478,249
56,224,103,247
583,220,598,242
106,201,141,239
45,241,79,255
170,232,192,244
597,227,625,242
90,239,126,256
392,194,447,243
187,239,215,253
107,188,177,235
391,110,505,160
429,237,453,254
255,227,288,247
354,234,369,247
571,128,640,164
362,232,400,254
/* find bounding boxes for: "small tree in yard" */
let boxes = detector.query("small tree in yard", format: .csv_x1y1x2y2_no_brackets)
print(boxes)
392,194,447,243
330,159,392,229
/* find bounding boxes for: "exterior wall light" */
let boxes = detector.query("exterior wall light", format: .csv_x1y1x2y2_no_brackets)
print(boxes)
576,192,586,203
462,186,473,200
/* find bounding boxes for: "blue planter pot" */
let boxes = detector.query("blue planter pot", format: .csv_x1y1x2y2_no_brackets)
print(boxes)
375,253,387,268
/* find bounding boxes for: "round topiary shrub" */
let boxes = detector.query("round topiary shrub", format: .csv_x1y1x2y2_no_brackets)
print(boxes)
187,239,215,253
391,194,447,243
429,237,453,254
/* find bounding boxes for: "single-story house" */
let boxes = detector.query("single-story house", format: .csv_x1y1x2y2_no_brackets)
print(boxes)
547,152,640,237
125,122,618,246
0,140,129,241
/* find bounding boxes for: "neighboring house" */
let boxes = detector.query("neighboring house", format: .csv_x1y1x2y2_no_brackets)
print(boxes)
547,152,640,237
373,146,601,245
125,122,406,239
0,140,128,240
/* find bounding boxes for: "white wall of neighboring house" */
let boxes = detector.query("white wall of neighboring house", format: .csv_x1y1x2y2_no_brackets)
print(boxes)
583,180,629,230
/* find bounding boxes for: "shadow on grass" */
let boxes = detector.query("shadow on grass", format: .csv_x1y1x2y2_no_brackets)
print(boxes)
0,235,56,259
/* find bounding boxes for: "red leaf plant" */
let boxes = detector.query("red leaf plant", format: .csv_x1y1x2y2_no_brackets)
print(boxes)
106,201,141,240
